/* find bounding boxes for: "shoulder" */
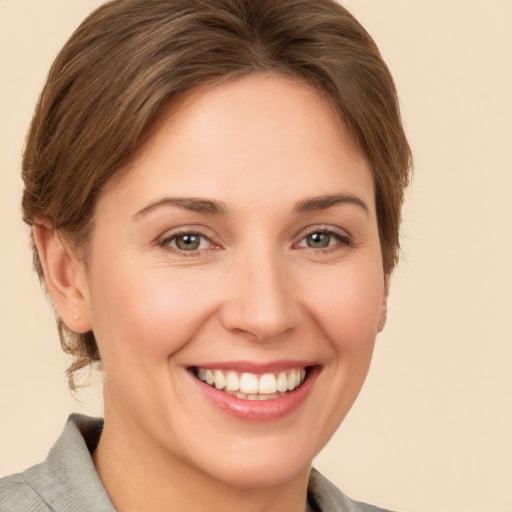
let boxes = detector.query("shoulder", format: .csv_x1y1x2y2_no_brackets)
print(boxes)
0,415,113,512
0,470,51,512
308,468,397,512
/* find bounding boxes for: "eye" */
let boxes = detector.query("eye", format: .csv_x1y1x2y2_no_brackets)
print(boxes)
296,230,351,250
304,232,333,249
161,232,212,252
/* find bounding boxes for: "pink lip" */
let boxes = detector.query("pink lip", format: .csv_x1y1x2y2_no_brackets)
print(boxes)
187,363,321,422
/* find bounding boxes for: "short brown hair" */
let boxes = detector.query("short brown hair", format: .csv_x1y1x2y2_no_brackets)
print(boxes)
22,0,412,388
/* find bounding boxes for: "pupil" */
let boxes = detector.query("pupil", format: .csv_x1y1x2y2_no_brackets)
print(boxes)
307,232,329,248
177,234,200,251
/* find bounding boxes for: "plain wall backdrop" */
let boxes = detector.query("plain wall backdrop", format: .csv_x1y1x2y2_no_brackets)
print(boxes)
1,1,511,511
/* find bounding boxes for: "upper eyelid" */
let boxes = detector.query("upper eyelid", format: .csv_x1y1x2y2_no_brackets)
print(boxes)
155,224,352,248
160,232,214,247
293,227,354,251
156,225,217,243
158,224,232,257
295,224,351,240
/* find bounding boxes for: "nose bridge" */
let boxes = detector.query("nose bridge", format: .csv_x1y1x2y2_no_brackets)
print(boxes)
221,246,301,341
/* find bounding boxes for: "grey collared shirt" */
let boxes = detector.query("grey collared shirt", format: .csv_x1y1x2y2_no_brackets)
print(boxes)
0,415,392,512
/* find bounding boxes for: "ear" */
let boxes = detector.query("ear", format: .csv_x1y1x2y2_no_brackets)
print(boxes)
32,221,92,334
377,276,389,333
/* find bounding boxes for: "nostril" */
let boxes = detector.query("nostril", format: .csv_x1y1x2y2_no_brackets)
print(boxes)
218,265,302,341
221,306,302,343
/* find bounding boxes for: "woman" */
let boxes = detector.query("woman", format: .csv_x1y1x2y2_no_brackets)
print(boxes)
0,0,411,511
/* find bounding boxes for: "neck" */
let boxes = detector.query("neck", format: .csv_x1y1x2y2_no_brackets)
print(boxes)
93,404,311,512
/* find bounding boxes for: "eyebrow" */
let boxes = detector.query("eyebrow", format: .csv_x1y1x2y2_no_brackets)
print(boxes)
133,193,369,220
133,197,229,220
293,193,370,215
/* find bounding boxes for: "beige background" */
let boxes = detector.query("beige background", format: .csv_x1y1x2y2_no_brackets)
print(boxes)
1,1,511,511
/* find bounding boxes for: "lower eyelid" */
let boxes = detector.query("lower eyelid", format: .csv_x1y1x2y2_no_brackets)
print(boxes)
158,229,352,252
160,233,212,249
297,230,352,247
333,233,353,245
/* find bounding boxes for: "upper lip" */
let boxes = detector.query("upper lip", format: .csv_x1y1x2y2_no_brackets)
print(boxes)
186,360,318,374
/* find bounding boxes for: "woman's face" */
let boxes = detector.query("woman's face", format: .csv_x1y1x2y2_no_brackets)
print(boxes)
80,74,387,487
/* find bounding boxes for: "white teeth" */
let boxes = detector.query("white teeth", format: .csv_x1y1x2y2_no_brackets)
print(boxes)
258,373,277,394
229,391,286,401
225,371,239,391
240,373,259,394
214,370,226,390
276,372,289,392
257,393,276,400
287,370,297,391
195,367,308,399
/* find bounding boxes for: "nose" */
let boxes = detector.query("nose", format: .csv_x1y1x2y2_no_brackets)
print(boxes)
219,251,302,342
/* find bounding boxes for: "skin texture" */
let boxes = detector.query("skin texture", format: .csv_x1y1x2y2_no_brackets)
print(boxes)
34,74,387,512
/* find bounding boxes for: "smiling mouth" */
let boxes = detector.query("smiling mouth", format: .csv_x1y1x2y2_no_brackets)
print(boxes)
190,367,310,401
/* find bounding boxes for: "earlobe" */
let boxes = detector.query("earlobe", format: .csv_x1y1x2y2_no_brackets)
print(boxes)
32,221,92,334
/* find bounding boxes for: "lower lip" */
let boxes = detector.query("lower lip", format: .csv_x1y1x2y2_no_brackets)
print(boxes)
189,368,319,422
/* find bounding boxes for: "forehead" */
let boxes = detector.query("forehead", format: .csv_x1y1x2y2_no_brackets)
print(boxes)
101,73,374,214
153,73,359,160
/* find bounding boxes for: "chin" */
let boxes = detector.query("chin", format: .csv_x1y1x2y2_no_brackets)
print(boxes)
203,450,312,490
182,427,329,491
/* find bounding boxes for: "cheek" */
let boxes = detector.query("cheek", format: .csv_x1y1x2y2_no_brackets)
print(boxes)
305,263,385,350
87,262,221,364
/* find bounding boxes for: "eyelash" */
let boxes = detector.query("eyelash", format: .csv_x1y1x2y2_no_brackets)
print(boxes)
159,228,352,256
159,231,217,256
294,228,353,252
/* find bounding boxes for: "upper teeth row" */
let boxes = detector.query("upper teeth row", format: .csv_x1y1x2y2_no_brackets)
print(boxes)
196,368,306,394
